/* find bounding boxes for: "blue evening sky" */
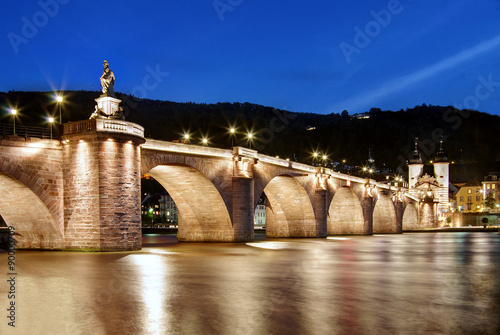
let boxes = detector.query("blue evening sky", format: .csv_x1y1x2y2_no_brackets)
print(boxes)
1,0,500,115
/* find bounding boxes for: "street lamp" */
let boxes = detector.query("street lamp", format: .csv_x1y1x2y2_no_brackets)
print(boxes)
183,133,190,143
229,127,236,147
313,152,318,165
247,132,254,149
48,117,54,139
201,138,208,145
10,109,17,134
55,95,63,124
322,154,328,167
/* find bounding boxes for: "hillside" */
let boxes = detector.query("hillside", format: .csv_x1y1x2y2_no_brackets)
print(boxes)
1,90,499,182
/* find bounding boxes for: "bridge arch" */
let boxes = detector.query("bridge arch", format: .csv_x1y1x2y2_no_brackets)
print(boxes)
373,193,398,233
327,186,365,235
0,172,62,249
402,202,419,230
147,164,234,242
263,175,316,237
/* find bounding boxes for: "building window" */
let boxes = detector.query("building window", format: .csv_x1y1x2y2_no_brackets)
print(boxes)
487,184,491,189
468,189,472,194
493,184,496,189
476,196,480,202
468,196,472,202
460,196,464,202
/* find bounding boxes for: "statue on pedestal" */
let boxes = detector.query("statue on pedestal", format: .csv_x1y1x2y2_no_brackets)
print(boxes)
100,60,115,97
90,60,124,120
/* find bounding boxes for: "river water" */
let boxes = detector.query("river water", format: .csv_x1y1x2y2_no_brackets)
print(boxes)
1,232,499,335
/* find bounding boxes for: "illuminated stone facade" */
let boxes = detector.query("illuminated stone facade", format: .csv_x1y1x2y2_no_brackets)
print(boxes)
62,119,145,251
407,138,450,227
0,136,63,249
1,125,426,250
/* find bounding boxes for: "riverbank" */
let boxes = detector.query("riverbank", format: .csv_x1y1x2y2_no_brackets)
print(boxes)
404,227,499,233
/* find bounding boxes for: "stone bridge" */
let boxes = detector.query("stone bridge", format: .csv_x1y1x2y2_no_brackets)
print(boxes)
0,120,420,251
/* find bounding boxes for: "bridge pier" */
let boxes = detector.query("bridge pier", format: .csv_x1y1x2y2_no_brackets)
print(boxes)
312,189,328,237
62,119,145,251
232,177,255,242
312,172,329,237
394,199,404,234
362,196,374,235
232,148,258,242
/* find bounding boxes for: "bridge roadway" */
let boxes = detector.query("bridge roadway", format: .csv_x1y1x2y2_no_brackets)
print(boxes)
0,119,420,251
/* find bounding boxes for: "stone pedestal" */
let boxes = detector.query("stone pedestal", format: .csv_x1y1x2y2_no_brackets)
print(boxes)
62,119,145,251
96,96,121,117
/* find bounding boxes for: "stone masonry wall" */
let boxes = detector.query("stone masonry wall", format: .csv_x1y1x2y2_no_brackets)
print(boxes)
97,134,143,251
62,132,102,250
0,136,64,249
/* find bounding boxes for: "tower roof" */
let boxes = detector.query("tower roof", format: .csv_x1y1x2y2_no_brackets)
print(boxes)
434,137,448,163
409,138,423,164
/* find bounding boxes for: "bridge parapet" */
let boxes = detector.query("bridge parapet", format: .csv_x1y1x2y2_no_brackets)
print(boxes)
143,139,232,158
63,119,144,139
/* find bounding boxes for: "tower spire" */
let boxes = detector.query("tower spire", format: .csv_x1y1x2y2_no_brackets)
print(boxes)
409,137,423,164
434,136,448,163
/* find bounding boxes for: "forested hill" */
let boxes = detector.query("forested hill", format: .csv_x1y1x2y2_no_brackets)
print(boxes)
1,90,499,182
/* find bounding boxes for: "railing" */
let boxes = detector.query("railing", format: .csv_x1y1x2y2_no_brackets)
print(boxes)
63,119,96,134
0,123,54,139
63,119,145,138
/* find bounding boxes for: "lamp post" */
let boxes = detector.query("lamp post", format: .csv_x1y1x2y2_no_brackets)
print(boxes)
322,154,327,167
247,132,253,149
229,127,235,147
56,95,63,124
202,138,208,146
10,109,17,134
313,152,318,165
183,133,190,143
48,117,54,139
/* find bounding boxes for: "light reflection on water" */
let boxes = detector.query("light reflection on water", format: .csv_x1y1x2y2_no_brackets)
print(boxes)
1,232,499,335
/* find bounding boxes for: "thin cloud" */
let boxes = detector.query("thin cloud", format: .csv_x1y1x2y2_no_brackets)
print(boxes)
329,34,500,113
